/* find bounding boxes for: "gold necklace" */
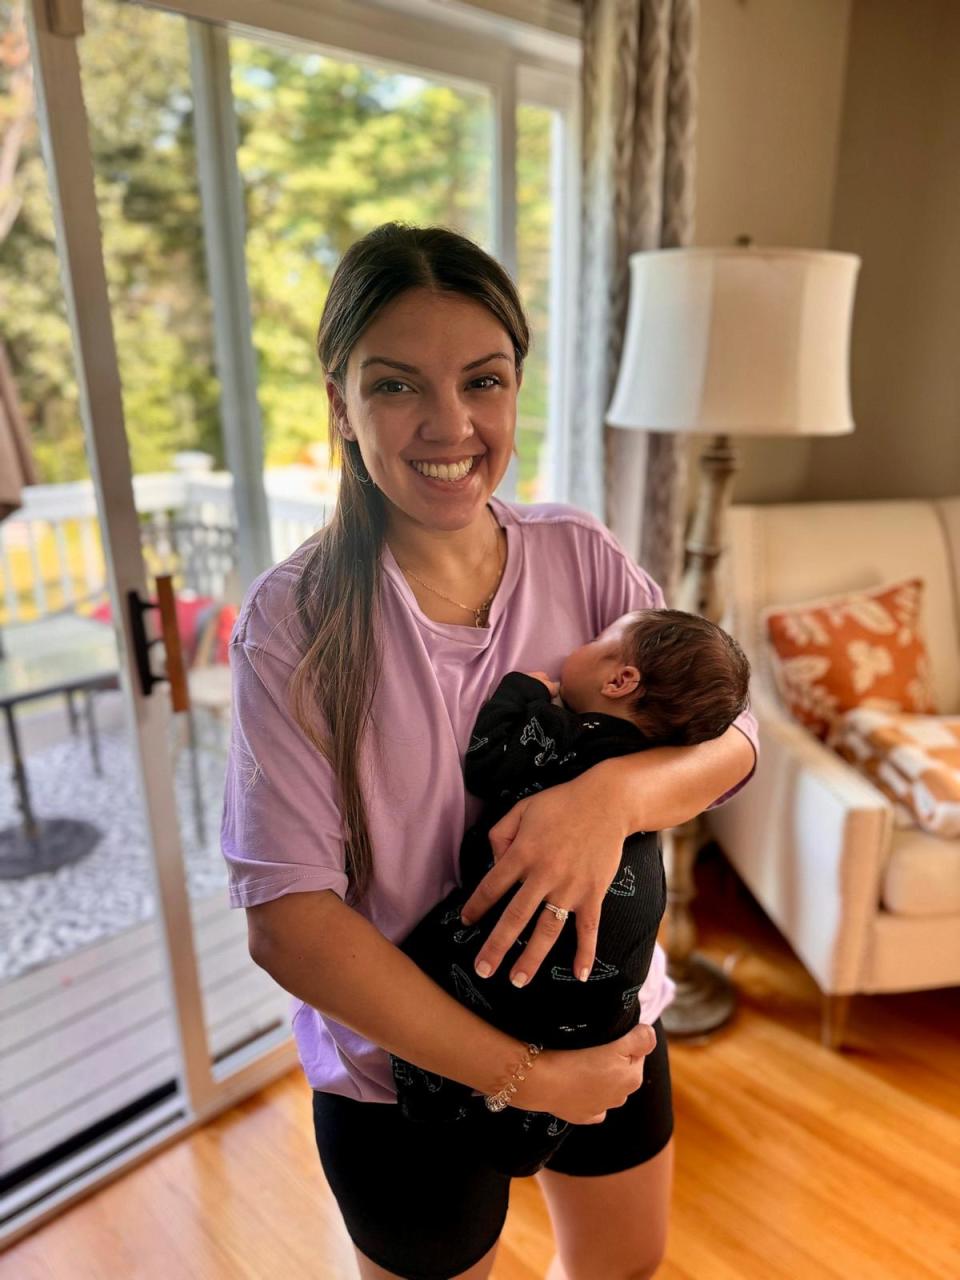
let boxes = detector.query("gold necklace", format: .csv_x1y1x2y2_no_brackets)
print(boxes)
397,513,505,628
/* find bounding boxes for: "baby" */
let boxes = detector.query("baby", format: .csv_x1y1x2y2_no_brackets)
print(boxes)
391,608,751,1176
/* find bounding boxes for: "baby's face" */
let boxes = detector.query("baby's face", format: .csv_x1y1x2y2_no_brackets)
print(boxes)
559,612,642,713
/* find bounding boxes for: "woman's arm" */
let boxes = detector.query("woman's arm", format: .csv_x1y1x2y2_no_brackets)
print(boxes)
460,725,757,987
246,889,655,1126
590,722,757,833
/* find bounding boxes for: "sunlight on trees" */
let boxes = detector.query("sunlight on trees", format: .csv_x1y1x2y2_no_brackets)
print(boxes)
0,0,555,501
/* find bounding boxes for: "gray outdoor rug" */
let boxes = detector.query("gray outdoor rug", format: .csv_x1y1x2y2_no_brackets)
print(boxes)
0,719,230,982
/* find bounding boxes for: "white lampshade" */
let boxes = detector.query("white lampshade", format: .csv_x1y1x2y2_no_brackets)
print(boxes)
606,247,860,436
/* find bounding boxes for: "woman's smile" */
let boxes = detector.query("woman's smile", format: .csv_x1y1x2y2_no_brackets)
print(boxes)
407,454,482,488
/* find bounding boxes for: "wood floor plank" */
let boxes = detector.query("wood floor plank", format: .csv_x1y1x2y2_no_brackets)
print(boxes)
4,848,958,1279
672,1080,952,1279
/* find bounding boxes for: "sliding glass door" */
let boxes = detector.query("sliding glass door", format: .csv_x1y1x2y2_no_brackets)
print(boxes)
2,0,579,1243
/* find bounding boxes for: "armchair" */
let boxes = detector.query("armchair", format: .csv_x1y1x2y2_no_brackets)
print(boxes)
706,498,960,1046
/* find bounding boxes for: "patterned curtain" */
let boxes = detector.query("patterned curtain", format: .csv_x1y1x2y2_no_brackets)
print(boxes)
569,0,698,602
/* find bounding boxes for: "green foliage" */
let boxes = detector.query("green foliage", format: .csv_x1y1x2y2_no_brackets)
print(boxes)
0,0,554,494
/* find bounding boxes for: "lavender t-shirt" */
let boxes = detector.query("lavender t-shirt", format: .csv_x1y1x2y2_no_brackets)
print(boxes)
221,498,758,1101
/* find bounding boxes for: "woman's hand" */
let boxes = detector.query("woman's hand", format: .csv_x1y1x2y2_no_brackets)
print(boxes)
512,1023,657,1125
460,765,631,985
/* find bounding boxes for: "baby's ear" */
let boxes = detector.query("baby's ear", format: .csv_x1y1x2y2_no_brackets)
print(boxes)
605,665,642,699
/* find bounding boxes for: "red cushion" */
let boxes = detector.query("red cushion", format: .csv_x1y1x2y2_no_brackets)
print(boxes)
91,592,215,668
213,605,239,665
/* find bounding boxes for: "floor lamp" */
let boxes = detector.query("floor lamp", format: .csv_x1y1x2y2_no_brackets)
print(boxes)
606,245,861,1035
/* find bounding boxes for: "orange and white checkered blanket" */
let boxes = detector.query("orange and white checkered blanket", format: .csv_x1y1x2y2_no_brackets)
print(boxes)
827,709,960,837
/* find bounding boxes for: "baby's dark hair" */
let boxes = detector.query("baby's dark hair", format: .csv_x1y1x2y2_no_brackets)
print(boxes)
621,609,750,746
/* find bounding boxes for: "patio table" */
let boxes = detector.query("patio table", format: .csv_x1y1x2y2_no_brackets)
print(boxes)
0,614,119,878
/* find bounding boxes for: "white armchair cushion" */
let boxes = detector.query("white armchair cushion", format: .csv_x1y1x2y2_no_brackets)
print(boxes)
881,826,960,916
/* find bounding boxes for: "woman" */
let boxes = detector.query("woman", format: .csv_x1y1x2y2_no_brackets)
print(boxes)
222,223,758,1280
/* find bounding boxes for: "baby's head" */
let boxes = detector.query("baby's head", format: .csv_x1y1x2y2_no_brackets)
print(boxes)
559,609,750,746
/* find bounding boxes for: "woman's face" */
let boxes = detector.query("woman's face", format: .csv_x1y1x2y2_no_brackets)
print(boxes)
328,287,522,533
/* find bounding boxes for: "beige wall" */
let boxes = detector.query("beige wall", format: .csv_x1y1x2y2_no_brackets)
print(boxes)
806,0,960,500
691,0,853,506
690,0,960,513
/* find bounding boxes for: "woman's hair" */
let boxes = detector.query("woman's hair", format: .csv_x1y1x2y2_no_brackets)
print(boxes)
289,223,530,903
622,610,751,746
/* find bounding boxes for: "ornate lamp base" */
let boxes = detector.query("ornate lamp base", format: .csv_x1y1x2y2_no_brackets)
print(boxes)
661,953,736,1037
661,814,737,1038
659,432,741,1038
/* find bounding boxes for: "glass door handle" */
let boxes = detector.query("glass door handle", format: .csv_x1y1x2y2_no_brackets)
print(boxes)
127,575,190,711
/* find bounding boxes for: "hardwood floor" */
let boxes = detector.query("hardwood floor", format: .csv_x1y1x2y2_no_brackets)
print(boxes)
5,847,959,1279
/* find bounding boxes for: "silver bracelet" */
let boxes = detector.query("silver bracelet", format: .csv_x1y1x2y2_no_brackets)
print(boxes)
484,1043,542,1112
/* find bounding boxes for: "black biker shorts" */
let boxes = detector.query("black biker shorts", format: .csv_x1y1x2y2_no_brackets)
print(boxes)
311,1018,672,1280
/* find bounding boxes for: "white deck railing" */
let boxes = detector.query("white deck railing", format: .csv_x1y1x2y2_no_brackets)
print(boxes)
0,454,336,623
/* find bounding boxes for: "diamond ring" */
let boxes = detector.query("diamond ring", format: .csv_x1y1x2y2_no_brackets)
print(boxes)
543,901,570,923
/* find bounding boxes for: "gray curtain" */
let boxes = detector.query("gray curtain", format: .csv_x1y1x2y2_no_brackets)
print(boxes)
569,0,698,602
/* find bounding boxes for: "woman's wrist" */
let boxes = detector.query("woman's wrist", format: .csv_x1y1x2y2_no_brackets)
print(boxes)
508,1047,561,1112
484,1042,543,1111
590,726,755,832
567,761,633,838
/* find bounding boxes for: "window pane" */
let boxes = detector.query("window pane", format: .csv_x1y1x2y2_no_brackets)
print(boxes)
516,102,556,503
229,37,494,502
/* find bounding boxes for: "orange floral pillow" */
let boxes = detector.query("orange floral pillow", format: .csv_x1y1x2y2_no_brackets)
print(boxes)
763,578,937,739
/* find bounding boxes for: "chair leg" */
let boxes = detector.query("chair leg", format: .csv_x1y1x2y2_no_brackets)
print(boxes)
821,993,851,1050
83,690,103,776
184,705,207,846
65,689,79,736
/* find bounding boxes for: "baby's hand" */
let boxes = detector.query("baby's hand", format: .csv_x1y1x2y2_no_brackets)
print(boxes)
525,671,560,698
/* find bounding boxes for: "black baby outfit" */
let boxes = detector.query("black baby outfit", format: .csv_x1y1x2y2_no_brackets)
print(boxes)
391,672,667,1177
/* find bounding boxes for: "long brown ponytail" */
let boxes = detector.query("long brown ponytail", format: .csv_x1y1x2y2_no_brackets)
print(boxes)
290,223,529,903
